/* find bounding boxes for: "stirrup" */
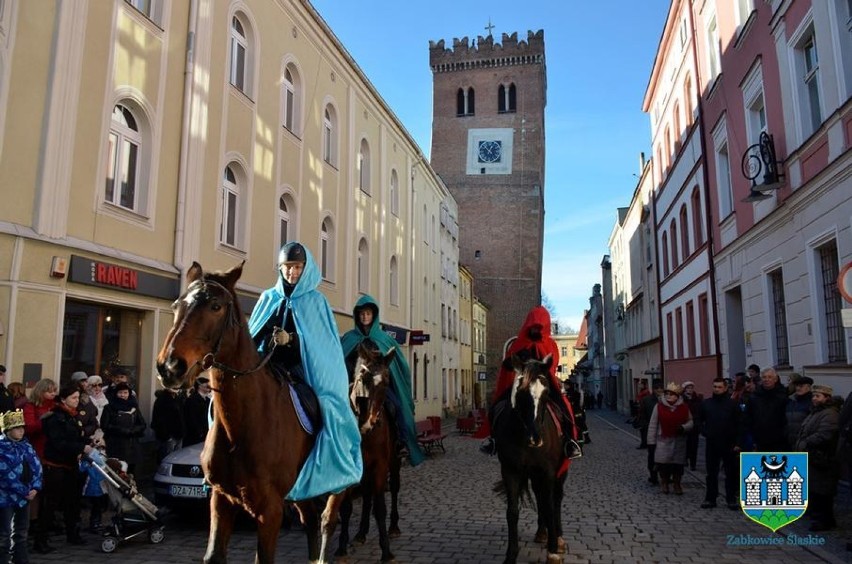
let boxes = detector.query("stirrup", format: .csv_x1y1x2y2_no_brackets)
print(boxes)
479,437,496,456
565,439,583,460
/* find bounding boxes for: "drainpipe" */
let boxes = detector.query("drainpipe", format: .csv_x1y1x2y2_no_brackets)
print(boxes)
174,0,199,288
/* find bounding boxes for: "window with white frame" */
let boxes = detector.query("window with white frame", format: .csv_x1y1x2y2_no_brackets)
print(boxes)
124,0,162,24
282,64,301,135
389,256,399,306
229,15,249,93
816,240,847,363
357,238,369,293
712,118,733,218
678,16,688,48
278,194,294,252
768,268,790,367
105,104,143,212
736,0,754,34
322,104,337,166
320,217,334,281
788,16,823,142
220,165,240,247
390,169,399,216
358,139,371,194
706,14,721,80
742,62,767,175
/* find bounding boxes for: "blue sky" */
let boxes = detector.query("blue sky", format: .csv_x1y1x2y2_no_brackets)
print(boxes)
310,1,671,333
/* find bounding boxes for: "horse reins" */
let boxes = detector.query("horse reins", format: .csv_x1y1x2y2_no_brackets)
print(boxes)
183,279,276,387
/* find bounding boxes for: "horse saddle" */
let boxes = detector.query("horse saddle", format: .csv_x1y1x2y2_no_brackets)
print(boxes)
271,365,322,436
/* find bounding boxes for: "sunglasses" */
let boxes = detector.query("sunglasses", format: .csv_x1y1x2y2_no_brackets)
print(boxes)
90,384,103,388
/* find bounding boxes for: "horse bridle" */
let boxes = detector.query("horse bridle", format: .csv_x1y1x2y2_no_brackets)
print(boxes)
178,279,276,383
350,361,386,432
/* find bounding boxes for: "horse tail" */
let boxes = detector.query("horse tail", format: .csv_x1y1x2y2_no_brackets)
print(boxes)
492,479,534,509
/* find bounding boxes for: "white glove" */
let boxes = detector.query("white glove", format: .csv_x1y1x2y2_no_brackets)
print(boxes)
273,328,291,346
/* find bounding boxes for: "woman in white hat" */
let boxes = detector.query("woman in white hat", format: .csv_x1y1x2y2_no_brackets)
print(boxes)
647,382,693,494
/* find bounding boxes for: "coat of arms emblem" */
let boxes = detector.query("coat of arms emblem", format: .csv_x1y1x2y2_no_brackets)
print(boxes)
740,452,808,532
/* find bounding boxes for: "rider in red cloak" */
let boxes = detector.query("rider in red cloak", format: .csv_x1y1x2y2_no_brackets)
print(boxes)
477,306,581,461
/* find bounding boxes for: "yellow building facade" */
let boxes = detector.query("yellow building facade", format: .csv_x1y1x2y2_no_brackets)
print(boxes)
0,0,452,419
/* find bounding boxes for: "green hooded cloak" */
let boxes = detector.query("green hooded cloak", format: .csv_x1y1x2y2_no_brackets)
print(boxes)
340,295,425,466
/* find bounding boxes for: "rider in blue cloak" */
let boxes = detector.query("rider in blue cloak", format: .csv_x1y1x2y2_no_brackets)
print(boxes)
340,295,426,466
247,242,362,500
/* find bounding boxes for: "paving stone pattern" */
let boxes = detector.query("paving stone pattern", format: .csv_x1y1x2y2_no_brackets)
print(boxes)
29,411,852,563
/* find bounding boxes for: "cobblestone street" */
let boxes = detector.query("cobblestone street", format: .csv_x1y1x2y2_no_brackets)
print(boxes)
29,411,852,563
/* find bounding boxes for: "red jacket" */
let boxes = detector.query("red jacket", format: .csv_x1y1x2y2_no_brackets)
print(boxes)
24,399,55,459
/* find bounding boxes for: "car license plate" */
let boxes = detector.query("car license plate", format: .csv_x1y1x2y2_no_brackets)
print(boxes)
169,484,207,499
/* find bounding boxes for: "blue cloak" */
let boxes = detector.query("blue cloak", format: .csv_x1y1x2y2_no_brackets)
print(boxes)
247,246,362,500
340,294,425,466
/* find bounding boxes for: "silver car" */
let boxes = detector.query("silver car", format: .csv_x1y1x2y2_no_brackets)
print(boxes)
153,442,209,506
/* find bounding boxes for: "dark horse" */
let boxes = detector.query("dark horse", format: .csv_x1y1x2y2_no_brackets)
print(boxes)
333,343,396,562
156,262,344,563
493,354,567,564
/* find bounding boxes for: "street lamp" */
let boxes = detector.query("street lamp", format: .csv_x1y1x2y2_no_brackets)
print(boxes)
740,132,785,203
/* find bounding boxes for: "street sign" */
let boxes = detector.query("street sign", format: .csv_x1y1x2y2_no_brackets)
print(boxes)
409,331,430,345
839,261,852,303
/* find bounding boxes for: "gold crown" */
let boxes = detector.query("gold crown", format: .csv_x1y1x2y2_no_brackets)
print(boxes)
1,409,25,433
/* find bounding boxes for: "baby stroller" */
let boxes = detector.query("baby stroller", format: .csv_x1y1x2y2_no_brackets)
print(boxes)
87,452,165,553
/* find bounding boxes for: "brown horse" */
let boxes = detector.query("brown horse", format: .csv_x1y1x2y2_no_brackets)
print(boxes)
332,343,396,562
493,354,567,564
156,262,344,564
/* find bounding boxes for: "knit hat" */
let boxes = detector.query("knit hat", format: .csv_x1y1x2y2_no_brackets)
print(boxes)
665,382,682,396
811,384,833,397
794,376,814,386
71,371,88,382
682,381,695,389
58,383,80,400
1,409,25,433
87,375,103,386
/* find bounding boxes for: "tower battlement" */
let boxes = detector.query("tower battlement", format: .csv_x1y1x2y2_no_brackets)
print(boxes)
429,30,544,73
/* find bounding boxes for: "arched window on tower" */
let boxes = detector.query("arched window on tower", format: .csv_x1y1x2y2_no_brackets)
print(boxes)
456,88,465,116
457,87,475,116
498,83,516,113
467,87,475,115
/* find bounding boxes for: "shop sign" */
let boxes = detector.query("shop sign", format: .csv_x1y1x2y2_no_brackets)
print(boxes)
68,255,180,300
409,330,430,345
381,323,409,345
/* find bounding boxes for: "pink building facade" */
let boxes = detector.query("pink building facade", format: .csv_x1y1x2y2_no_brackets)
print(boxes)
698,1,852,391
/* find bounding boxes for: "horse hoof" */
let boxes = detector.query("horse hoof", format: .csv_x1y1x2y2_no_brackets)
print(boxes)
388,527,401,538
353,534,366,545
546,553,563,563
556,536,567,554
381,552,395,562
534,530,547,543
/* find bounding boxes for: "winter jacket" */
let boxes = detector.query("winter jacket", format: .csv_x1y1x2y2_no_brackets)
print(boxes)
647,396,693,464
42,406,88,467
23,400,55,458
697,392,739,447
744,383,788,451
795,400,840,496
151,389,185,443
101,402,146,465
0,434,42,508
76,396,100,440
182,391,210,447
785,392,813,447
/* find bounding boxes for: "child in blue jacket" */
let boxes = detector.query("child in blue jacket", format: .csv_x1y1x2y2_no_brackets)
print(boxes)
0,409,43,560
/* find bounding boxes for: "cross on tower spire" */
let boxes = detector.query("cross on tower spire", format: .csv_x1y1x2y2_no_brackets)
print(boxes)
485,18,495,37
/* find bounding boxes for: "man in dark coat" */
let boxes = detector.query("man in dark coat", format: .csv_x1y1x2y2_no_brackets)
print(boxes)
697,378,740,509
681,381,703,471
182,376,211,447
639,379,664,484
151,388,185,462
744,367,788,451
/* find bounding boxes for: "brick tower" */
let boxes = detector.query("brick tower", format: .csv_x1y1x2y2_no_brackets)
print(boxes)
429,30,547,388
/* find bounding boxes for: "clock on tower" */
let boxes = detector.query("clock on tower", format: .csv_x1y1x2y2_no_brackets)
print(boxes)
466,128,512,174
